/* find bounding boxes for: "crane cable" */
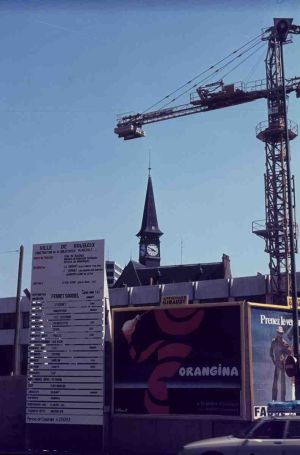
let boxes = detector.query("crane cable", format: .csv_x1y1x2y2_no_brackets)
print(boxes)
192,41,266,95
158,39,265,111
216,42,266,85
244,46,267,84
141,32,264,115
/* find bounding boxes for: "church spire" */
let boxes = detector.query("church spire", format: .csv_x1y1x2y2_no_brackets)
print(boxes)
148,150,151,177
137,173,163,238
137,170,163,266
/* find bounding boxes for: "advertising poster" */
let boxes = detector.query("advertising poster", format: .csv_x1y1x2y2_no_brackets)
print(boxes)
26,239,105,426
250,305,295,419
113,304,242,416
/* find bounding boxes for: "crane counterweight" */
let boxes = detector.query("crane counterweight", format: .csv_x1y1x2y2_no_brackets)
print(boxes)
114,124,145,140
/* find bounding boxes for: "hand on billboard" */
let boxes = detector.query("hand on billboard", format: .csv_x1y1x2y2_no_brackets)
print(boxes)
121,315,141,343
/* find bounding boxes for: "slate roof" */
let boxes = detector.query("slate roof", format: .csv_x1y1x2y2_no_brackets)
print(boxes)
113,255,231,287
137,175,163,237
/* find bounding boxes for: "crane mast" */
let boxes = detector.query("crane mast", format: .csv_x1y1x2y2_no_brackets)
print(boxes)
253,19,299,304
114,18,300,305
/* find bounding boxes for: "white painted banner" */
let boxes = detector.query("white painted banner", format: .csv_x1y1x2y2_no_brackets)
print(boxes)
26,239,106,426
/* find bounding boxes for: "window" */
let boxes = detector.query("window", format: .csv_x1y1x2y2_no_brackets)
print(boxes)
22,312,30,329
286,421,300,439
0,313,16,329
234,421,258,438
21,345,28,375
0,346,13,375
250,421,286,439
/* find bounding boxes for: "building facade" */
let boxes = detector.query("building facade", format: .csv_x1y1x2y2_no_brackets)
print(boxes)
105,260,123,287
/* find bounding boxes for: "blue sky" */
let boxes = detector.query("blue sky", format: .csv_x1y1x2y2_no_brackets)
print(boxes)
0,0,299,296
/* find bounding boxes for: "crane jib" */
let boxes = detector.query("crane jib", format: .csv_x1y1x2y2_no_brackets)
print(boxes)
114,78,300,140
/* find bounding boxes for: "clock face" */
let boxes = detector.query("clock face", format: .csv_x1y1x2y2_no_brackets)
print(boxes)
140,244,146,256
147,244,159,257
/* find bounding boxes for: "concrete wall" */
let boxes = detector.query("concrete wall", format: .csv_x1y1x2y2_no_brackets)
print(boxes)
0,296,30,313
109,275,273,307
0,378,102,453
0,328,29,345
195,278,229,300
0,375,247,455
131,285,160,305
230,275,267,299
110,416,247,454
0,376,26,450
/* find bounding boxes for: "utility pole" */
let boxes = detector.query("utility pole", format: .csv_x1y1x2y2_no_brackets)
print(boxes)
12,245,24,376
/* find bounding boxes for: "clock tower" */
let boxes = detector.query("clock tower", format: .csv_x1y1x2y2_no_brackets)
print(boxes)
137,169,163,267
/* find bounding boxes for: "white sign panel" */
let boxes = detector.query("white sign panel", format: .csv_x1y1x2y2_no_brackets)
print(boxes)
26,240,105,426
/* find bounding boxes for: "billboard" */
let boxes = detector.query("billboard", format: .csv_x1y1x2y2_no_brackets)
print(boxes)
249,304,295,419
26,240,106,426
113,304,243,417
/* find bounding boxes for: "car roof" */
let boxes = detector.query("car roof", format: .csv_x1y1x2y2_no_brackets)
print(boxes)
259,416,300,421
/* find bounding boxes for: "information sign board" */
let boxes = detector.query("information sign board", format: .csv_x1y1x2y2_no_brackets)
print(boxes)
26,240,105,426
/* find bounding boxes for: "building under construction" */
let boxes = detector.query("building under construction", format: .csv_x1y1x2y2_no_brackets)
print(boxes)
1,17,300,455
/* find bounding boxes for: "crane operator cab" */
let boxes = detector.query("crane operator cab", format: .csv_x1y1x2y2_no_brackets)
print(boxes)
190,80,264,110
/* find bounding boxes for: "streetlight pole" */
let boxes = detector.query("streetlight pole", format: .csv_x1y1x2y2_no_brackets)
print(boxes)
12,245,24,376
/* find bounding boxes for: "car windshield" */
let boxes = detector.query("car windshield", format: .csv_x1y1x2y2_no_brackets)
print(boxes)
233,420,287,439
249,420,286,439
233,421,258,438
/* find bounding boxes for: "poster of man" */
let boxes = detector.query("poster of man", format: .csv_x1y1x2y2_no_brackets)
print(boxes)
113,304,242,417
250,305,294,419
270,326,292,401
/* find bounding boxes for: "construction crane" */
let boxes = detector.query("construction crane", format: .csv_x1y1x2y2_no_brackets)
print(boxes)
114,18,300,307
